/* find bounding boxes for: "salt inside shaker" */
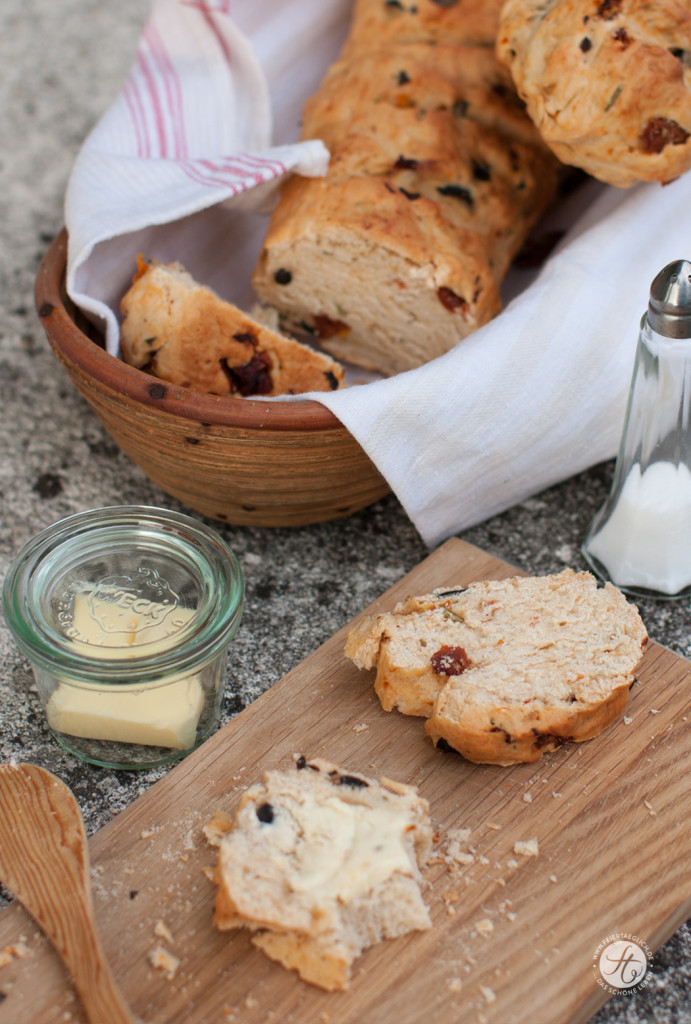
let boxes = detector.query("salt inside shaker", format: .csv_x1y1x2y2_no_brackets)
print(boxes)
582,259,691,598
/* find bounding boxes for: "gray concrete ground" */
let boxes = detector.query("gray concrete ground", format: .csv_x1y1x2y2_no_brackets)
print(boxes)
0,2,688,1021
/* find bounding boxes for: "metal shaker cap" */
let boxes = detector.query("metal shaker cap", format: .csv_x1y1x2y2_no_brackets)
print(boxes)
647,259,691,338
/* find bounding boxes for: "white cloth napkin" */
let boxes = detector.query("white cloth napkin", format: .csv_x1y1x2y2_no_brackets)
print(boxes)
64,0,691,548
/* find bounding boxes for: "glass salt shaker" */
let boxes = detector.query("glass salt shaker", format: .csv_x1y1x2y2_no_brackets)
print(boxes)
582,259,691,599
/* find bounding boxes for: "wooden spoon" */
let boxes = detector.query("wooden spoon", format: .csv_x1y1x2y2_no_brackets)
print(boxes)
0,762,134,1024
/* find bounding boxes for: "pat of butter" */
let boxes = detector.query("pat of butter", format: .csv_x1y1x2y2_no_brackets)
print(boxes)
47,591,204,748
281,795,414,901
46,675,204,749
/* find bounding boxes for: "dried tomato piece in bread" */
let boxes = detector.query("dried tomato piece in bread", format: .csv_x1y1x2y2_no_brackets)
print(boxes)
120,257,344,397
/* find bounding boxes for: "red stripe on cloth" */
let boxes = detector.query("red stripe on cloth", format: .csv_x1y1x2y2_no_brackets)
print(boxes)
137,49,168,158
178,160,246,192
233,152,288,179
199,158,264,186
123,77,151,159
144,23,188,160
181,2,231,15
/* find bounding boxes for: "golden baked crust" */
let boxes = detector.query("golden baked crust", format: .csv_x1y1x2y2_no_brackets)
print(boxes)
344,0,506,51
252,0,560,376
120,258,344,397
345,570,648,765
497,0,691,187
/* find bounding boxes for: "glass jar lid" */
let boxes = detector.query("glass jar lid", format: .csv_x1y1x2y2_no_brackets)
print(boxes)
3,506,245,684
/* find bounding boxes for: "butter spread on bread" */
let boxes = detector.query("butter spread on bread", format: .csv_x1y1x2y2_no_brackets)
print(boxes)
211,757,431,990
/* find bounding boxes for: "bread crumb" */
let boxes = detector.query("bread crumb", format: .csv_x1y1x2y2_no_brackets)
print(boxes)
0,941,31,968
448,977,463,993
353,723,369,733
650,708,660,714
513,838,539,857
203,811,233,847
245,996,259,1010
506,858,519,869
141,828,156,840
522,792,533,803
549,875,558,883
486,822,502,831
623,716,633,725
479,984,496,1004
551,791,561,798
148,945,180,979
644,800,657,816
444,826,476,868
476,918,494,936
154,920,175,945
507,911,518,922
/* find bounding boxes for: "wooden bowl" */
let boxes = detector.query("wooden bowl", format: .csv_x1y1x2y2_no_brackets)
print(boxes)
34,231,389,527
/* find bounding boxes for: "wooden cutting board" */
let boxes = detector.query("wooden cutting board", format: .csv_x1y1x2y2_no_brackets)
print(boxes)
0,539,689,1024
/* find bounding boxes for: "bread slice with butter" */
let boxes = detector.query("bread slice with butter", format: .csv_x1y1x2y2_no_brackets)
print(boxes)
211,757,432,990
345,569,648,765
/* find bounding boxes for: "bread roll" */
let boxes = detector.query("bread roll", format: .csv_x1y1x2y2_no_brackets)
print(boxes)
497,0,691,188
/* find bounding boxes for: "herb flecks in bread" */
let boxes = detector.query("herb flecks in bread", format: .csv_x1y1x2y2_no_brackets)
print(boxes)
120,257,344,398
345,570,648,765
211,757,432,991
497,0,691,188
252,0,560,377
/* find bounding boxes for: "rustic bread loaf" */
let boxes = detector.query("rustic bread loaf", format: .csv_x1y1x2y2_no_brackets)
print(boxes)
251,0,560,376
120,258,344,397
497,0,691,188
212,757,432,990
345,569,648,765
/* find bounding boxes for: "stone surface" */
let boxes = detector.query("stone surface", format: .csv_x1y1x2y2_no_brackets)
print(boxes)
0,2,688,1021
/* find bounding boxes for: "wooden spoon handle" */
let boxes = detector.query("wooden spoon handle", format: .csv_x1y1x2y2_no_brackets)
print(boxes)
65,914,134,1024
0,765,134,1024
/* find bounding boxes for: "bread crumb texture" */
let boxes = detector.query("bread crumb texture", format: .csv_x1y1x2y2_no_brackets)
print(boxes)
211,757,432,990
345,569,648,764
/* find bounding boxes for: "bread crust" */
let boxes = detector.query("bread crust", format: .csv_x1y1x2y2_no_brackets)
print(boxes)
345,570,648,765
252,0,560,376
120,258,344,396
497,0,691,187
